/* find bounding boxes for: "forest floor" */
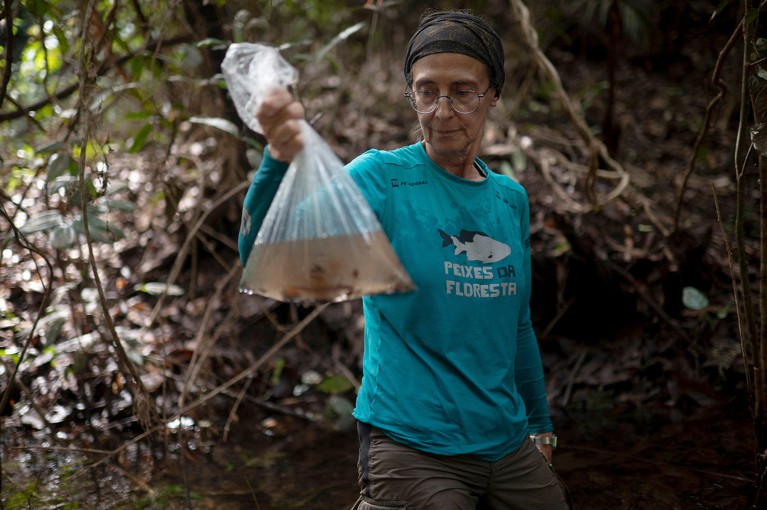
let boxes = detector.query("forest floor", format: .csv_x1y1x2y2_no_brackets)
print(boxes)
2,361,753,509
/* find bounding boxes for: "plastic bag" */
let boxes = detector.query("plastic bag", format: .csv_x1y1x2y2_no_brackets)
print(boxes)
221,43,298,135
222,43,415,303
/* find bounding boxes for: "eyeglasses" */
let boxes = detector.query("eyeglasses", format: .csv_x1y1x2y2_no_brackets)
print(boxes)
404,85,491,115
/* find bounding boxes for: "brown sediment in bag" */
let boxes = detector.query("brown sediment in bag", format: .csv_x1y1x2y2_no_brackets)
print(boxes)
239,231,415,303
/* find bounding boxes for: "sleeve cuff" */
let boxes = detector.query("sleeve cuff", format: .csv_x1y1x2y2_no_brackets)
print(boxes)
263,145,291,170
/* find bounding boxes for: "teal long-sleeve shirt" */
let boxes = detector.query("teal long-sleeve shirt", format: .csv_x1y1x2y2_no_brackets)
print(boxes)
239,142,553,461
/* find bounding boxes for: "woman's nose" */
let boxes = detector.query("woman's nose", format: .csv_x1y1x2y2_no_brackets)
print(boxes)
434,96,455,118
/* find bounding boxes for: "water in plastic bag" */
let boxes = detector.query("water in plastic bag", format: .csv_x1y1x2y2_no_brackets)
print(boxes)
222,43,415,303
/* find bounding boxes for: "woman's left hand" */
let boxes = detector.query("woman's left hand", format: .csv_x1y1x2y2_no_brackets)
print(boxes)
536,444,553,464
531,433,555,464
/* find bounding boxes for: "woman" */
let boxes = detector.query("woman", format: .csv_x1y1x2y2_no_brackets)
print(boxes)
238,10,570,510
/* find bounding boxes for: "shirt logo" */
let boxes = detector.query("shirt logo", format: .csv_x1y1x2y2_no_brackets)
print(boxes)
391,178,427,188
438,229,511,264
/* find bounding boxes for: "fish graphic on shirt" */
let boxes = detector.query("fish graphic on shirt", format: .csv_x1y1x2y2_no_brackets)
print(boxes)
438,229,511,264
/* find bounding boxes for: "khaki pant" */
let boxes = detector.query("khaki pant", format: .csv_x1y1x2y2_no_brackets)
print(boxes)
352,422,571,510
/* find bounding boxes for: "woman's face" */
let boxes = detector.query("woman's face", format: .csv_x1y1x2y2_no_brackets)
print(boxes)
410,52,497,164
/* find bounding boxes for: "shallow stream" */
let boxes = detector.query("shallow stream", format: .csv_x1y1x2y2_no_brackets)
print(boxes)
1,401,754,509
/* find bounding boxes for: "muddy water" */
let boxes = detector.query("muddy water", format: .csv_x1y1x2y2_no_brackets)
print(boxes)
0,434,137,508
154,403,754,509
1,402,754,509
555,404,754,509
240,232,414,304
160,421,360,509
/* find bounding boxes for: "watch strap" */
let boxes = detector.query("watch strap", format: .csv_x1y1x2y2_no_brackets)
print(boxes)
530,434,557,449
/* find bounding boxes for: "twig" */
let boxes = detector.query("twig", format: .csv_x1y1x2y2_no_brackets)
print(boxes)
0,202,54,413
74,302,330,477
111,462,157,500
8,444,113,455
334,357,361,393
761,150,767,440
0,358,53,432
606,260,691,342
75,0,157,432
223,374,255,442
523,148,586,213
713,183,754,412
145,180,249,329
539,297,575,340
736,2,762,429
220,387,320,442
509,0,630,209
558,347,587,408
620,191,672,238
673,17,742,231
757,449,767,507
0,200,55,493
507,62,538,116
244,475,262,510
179,263,241,408
0,35,191,123
0,0,14,111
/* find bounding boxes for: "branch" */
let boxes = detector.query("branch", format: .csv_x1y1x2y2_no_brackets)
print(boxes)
0,195,55,493
712,183,754,408
145,180,249,329
0,0,13,111
0,35,190,123
509,0,630,210
738,4,762,423
75,0,158,431
179,263,241,409
73,303,330,477
759,152,767,415
0,197,55,413
673,18,742,231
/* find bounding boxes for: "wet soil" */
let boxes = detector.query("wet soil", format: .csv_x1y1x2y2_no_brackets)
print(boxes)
160,421,360,509
140,402,754,508
555,405,753,510
0,387,754,509
121,401,751,510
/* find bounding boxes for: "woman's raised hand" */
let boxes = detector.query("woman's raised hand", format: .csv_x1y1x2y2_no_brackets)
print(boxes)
256,89,306,163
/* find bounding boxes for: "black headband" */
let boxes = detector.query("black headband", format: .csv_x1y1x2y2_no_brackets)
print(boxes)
404,11,505,95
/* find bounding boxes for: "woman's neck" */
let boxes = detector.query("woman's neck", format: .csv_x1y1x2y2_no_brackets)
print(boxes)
423,142,485,181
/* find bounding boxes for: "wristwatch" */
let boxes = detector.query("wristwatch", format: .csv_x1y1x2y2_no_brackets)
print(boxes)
530,434,557,449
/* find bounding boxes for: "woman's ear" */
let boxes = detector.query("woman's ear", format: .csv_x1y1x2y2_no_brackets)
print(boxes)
491,86,500,105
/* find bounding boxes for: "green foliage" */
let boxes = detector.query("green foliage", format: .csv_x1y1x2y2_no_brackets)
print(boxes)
132,484,202,509
323,394,355,431
534,0,656,51
1,462,85,510
3,480,40,509
188,116,240,137
271,356,286,387
316,374,354,394
682,286,710,311
583,0,654,46
16,172,129,250
137,282,185,296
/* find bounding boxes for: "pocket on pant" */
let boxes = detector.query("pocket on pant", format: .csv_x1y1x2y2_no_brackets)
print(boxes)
354,495,407,509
